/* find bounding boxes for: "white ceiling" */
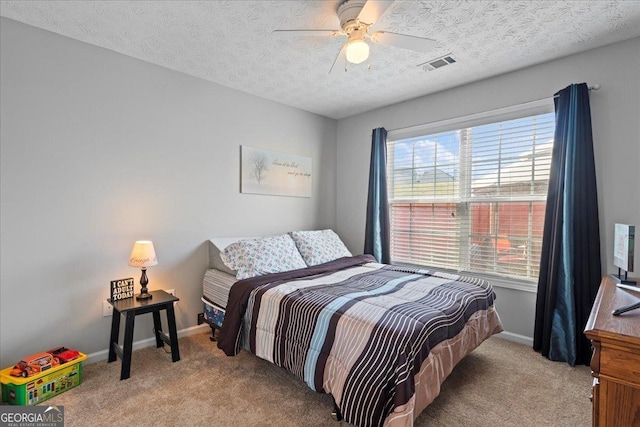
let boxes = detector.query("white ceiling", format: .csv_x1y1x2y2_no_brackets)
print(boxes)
2,1,640,119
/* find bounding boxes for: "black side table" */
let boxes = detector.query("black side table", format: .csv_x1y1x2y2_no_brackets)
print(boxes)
107,290,180,380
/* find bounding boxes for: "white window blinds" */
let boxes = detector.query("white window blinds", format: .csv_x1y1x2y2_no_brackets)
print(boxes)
387,110,555,281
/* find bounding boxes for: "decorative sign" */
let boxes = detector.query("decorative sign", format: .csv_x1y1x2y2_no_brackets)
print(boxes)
241,146,312,198
614,223,635,272
110,277,135,302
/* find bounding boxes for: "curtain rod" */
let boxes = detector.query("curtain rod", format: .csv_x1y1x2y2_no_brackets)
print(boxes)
492,83,601,112
387,84,600,134
553,83,600,98
526,83,601,104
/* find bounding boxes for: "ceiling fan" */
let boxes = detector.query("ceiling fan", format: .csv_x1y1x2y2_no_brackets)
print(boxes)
273,0,438,73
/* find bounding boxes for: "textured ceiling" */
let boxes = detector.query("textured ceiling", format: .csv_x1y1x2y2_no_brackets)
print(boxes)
2,1,640,119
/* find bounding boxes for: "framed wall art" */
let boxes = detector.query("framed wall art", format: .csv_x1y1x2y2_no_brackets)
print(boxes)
241,146,312,198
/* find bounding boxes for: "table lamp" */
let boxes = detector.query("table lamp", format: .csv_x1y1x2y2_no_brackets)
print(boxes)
128,240,158,300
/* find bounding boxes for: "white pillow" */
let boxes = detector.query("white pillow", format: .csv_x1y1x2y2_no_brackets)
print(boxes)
289,229,352,266
220,234,307,280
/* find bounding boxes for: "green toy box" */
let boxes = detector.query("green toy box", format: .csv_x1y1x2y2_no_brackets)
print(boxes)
0,352,87,406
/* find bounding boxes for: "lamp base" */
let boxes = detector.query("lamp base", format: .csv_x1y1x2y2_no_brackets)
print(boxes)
136,268,152,300
136,292,153,301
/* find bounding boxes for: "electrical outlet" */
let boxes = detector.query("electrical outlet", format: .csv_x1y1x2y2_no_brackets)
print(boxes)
164,289,178,306
102,300,113,317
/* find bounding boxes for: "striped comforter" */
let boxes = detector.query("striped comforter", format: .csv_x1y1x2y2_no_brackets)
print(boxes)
218,255,500,427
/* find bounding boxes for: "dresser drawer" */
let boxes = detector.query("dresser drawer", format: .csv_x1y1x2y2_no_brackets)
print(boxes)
600,345,640,386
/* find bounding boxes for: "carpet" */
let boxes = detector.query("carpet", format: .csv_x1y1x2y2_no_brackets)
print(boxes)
46,333,591,426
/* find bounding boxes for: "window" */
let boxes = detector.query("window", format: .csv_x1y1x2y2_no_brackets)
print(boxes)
387,105,555,282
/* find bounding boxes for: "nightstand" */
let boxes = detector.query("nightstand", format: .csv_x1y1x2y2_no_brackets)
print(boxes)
107,290,180,380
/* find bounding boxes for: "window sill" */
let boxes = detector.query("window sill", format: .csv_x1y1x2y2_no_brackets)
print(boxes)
480,275,538,293
390,262,538,293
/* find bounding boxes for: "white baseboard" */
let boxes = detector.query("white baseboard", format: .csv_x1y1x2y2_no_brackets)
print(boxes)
86,324,210,364
495,331,534,347
87,324,531,364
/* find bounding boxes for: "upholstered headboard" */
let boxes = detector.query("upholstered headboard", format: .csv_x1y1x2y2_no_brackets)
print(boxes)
208,237,257,274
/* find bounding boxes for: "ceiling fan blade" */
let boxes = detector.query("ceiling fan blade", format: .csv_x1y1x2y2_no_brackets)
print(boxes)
272,29,343,37
329,45,347,75
356,0,396,26
370,31,437,52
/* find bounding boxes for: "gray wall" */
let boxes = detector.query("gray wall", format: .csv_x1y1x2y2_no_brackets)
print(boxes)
336,37,640,341
0,18,337,366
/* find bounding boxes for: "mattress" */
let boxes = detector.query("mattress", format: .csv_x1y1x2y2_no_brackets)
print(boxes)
202,268,236,308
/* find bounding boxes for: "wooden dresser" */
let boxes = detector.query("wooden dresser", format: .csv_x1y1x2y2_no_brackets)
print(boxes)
584,275,640,427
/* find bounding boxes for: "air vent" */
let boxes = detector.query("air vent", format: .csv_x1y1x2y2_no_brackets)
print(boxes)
419,55,457,71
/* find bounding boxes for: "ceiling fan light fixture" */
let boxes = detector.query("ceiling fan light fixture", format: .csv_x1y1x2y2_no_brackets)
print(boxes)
345,38,369,64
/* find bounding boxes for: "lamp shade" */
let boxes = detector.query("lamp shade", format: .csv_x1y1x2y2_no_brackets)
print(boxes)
345,38,369,64
128,240,158,268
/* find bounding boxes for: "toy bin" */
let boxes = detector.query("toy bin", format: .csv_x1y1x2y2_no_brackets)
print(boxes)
1,352,87,406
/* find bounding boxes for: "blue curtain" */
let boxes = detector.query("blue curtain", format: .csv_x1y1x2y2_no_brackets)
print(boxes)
364,127,390,263
533,83,601,366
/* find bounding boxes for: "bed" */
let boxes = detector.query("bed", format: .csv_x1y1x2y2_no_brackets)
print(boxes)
202,232,503,427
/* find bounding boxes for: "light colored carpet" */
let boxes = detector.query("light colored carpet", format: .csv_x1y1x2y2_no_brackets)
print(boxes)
46,333,591,426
